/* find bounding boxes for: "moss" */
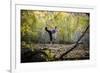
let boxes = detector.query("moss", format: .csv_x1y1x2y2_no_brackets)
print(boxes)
42,48,55,61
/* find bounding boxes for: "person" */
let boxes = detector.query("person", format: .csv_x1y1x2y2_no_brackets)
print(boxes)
45,26,57,44
52,26,57,41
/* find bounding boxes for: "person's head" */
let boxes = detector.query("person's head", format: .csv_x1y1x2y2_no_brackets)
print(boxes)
55,26,57,29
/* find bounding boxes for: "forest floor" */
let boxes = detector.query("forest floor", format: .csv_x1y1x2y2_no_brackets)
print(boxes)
32,43,89,60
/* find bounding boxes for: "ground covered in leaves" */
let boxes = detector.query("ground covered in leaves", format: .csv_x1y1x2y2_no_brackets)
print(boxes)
21,43,89,63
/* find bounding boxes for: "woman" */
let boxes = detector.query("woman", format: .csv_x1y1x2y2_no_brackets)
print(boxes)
45,26,57,44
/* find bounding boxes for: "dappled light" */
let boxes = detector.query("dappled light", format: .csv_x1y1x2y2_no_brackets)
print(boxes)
21,10,89,63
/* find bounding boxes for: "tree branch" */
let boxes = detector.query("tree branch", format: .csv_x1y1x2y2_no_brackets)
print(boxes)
59,25,89,60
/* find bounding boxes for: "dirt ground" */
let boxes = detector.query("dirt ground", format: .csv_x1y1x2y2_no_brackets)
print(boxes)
31,43,89,60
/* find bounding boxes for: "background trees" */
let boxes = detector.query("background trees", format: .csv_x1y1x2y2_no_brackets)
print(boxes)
21,10,89,47
21,10,90,62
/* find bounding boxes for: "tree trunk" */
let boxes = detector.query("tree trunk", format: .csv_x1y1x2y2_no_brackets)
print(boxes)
59,25,89,60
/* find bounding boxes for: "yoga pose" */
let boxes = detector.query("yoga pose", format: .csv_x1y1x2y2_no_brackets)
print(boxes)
45,26,57,44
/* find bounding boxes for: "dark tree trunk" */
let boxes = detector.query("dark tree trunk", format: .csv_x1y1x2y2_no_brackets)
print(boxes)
59,25,89,60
